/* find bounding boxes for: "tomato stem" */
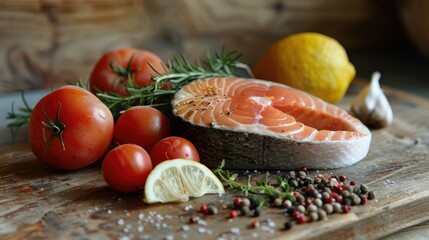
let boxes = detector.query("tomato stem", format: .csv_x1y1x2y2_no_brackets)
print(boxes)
41,101,66,151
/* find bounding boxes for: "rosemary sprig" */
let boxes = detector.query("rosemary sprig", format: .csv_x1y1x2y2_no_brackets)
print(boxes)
6,91,33,137
97,49,251,117
5,49,252,132
213,160,293,200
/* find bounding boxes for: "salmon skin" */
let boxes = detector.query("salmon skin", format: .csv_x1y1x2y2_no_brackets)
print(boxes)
172,77,371,169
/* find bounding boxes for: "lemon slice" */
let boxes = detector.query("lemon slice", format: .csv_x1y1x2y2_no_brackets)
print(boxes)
143,159,225,203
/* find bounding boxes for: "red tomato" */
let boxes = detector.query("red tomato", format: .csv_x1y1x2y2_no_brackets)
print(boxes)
89,48,167,96
150,136,200,167
114,106,171,151
102,144,153,193
28,86,114,170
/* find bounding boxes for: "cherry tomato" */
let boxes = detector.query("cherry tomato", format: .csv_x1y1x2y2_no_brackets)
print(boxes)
150,136,200,167
102,144,152,193
28,86,114,170
89,48,167,96
114,106,171,151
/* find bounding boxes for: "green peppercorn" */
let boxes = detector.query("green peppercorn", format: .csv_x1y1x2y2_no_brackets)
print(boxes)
274,198,283,208
323,187,332,194
353,186,361,195
333,203,342,213
296,205,306,213
304,177,313,185
360,184,369,194
317,209,328,221
242,198,251,207
351,193,361,205
314,178,321,185
346,185,355,193
295,193,305,202
298,171,306,179
322,203,333,214
322,178,329,185
309,212,319,222
208,206,218,215
342,190,351,198
283,199,292,209
240,206,250,216
289,179,299,188
368,191,375,200
313,198,323,208
322,192,330,200
307,204,318,213
289,171,296,179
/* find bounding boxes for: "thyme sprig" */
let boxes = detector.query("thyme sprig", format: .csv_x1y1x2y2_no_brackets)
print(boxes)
213,160,293,200
96,49,250,117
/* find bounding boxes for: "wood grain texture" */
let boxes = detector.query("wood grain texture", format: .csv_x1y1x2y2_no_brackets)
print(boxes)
0,81,429,239
0,0,401,92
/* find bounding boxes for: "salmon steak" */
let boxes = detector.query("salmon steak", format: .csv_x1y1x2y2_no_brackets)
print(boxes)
172,77,371,169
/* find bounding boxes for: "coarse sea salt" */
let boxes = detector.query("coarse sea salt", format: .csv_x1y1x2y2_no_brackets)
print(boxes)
165,234,174,240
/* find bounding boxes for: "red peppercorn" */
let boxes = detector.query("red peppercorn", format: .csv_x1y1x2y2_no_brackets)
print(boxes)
342,205,351,213
339,175,346,182
296,215,307,224
200,204,209,214
300,166,308,173
325,197,336,204
315,174,325,180
189,216,199,224
250,219,260,228
233,198,242,208
229,210,238,219
305,198,313,207
350,181,356,186
330,192,338,198
333,186,343,194
336,195,343,203
292,211,302,220
360,196,368,205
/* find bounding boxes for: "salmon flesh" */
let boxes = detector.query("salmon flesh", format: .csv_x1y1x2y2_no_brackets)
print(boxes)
172,77,371,169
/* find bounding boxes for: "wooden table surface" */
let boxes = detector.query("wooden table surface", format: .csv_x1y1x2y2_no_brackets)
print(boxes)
1,81,429,240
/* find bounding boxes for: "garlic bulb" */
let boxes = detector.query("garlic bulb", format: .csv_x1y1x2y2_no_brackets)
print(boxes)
350,72,393,128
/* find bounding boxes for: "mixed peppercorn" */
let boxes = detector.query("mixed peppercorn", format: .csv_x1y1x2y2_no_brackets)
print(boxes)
192,167,375,231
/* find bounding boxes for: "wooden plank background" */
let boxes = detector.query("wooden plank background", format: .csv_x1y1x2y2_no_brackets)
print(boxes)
0,0,402,92
1,81,429,239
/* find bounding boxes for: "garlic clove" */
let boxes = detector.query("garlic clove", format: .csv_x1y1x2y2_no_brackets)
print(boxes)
350,72,393,128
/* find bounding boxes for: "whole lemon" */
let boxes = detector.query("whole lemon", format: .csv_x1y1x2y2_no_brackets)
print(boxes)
253,32,356,103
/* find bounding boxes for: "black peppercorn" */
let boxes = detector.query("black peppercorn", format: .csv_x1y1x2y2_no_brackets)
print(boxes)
284,221,294,230
286,207,295,215
208,206,218,215
368,191,375,200
253,208,260,217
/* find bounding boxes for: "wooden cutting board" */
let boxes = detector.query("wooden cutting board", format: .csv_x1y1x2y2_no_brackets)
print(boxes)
1,80,429,240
